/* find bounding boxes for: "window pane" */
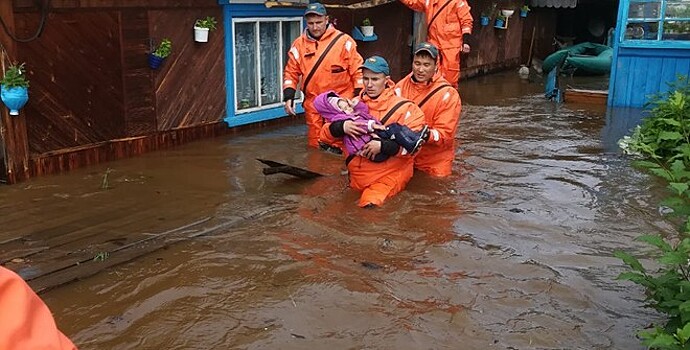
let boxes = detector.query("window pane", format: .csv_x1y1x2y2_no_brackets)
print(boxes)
625,22,659,39
260,22,280,105
235,22,257,110
282,21,302,100
663,20,690,39
628,1,661,19
665,1,690,19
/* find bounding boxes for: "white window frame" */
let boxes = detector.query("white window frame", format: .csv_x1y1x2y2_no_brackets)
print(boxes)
232,16,303,114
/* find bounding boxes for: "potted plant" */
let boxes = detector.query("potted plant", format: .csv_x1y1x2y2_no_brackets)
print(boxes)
148,38,172,70
520,5,531,17
194,16,217,43
360,17,374,37
494,14,507,29
480,12,491,26
0,63,29,116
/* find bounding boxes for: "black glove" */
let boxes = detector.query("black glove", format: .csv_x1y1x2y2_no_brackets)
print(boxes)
283,87,296,102
329,120,346,138
380,139,400,156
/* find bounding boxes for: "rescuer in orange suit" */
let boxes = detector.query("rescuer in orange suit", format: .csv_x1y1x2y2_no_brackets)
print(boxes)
283,2,364,149
319,56,426,207
395,42,461,177
0,266,78,350
399,0,473,89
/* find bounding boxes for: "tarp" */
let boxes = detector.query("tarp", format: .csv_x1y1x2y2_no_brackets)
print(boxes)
530,0,577,8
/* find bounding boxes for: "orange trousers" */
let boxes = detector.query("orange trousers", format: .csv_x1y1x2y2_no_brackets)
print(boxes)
0,267,77,350
303,98,324,148
439,46,462,89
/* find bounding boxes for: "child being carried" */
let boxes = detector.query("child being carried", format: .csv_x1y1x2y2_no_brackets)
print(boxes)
314,90,429,162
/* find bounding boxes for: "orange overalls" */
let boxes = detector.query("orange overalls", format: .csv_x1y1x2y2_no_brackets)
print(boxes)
0,267,77,350
319,86,425,207
283,25,364,148
400,0,473,88
395,71,461,177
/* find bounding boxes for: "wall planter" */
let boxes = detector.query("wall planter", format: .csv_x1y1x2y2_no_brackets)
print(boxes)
148,38,172,70
360,18,375,37
480,16,490,26
520,6,530,18
1,86,28,116
194,16,217,43
0,63,29,116
494,16,507,29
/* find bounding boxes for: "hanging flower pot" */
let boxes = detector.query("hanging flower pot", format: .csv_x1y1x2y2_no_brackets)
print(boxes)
194,16,217,43
360,17,375,37
1,86,28,116
480,16,490,26
0,63,29,116
494,17,506,29
148,38,172,70
520,6,530,17
194,27,210,42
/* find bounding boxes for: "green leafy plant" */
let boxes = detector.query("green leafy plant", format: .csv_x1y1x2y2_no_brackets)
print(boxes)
152,38,172,59
1,63,29,89
616,76,690,349
195,16,217,31
362,18,372,26
521,5,531,12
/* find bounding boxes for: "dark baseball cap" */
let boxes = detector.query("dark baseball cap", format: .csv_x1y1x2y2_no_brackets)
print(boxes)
414,42,439,60
305,2,327,16
360,56,390,75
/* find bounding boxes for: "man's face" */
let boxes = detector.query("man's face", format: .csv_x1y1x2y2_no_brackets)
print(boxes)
305,14,328,38
412,54,437,83
362,69,388,99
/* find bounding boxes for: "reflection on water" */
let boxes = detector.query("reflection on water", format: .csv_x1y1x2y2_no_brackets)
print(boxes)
11,72,669,349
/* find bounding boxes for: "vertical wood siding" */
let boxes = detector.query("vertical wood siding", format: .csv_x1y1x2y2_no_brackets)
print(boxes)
611,48,690,107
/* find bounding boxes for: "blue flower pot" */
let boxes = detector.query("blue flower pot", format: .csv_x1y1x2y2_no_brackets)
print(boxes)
1,85,29,116
480,16,490,26
148,54,165,69
520,10,528,17
494,18,506,29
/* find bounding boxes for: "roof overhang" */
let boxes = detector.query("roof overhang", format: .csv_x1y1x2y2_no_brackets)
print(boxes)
530,0,577,8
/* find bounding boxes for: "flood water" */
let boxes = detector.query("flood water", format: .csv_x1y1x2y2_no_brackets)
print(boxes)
1,72,670,349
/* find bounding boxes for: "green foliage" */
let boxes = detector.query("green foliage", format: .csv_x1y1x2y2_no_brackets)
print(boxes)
362,17,372,26
0,63,29,89
152,38,172,59
617,76,690,349
521,5,531,12
195,16,217,31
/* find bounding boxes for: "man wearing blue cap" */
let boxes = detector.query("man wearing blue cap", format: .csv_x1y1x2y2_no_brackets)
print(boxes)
396,42,461,177
283,2,364,149
319,56,426,208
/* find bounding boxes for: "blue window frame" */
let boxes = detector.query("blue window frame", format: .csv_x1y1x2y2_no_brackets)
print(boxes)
621,0,690,48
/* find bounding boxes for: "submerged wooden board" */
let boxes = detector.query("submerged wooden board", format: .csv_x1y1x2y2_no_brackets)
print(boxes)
564,88,608,105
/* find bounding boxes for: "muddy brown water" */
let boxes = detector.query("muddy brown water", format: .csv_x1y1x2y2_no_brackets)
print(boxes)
0,72,672,349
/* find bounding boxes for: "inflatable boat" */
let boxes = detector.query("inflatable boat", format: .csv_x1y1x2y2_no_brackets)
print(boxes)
542,42,613,75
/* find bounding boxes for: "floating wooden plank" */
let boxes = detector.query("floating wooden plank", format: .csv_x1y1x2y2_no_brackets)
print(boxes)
257,158,324,179
563,88,608,105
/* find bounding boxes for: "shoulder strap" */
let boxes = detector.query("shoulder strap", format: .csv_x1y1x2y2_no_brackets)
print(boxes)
302,32,346,93
381,100,413,125
418,84,452,107
427,0,454,32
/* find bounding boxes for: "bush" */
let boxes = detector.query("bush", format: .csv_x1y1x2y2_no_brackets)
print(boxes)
0,63,29,89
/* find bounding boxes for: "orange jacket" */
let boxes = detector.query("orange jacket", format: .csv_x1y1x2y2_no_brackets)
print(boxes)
400,0,473,50
283,25,363,100
395,71,461,176
320,85,425,204
0,267,77,350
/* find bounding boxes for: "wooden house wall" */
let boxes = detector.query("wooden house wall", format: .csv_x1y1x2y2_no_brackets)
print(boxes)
610,48,690,107
17,10,126,155
149,8,226,131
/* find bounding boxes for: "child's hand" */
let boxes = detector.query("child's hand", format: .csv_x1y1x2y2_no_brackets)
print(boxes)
370,123,386,131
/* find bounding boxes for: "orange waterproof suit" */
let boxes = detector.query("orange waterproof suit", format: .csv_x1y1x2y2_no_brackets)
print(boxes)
395,71,461,177
283,25,364,148
319,85,425,207
0,267,77,350
400,0,473,88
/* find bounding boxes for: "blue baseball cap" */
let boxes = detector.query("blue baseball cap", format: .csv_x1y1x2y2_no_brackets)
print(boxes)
414,42,439,60
360,56,390,75
305,2,327,16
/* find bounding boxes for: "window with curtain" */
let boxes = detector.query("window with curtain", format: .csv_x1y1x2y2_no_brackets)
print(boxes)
625,0,690,41
233,17,302,113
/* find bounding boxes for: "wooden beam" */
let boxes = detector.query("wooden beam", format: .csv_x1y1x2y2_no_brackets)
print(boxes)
0,0,30,184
